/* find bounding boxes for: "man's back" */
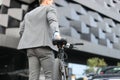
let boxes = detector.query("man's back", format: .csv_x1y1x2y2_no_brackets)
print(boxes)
18,5,58,51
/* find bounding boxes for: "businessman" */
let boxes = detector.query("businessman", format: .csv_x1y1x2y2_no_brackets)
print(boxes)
18,0,61,80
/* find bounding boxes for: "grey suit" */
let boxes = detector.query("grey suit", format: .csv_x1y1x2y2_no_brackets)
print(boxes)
17,5,59,51
17,5,60,80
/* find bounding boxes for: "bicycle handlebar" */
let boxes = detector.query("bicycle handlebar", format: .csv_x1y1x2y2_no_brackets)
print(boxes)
66,43,84,49
52,38,84,49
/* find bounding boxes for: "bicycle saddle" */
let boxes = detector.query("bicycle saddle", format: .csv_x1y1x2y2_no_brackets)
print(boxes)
52,38,67,46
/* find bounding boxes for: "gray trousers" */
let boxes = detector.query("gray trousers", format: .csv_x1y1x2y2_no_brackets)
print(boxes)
27,47,55,80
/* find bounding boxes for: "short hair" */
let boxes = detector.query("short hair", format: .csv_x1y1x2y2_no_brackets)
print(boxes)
39,0,43,4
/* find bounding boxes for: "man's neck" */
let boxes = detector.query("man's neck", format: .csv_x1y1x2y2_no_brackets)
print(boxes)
41,1,49,6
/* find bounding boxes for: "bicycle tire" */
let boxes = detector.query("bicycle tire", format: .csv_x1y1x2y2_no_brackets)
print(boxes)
53,58,66,80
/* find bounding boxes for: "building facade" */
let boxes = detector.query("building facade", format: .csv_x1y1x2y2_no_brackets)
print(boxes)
0,0,120,79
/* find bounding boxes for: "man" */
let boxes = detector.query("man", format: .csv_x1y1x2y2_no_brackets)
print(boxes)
18,0,61,80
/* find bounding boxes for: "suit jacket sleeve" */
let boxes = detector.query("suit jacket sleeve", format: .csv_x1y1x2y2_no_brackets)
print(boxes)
19,20,25,37
47,5,60,35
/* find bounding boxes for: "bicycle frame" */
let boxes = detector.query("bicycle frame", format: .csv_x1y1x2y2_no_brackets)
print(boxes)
58,46,68,80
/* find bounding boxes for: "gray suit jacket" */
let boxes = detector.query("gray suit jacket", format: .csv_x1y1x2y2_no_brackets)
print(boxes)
17,5,59,51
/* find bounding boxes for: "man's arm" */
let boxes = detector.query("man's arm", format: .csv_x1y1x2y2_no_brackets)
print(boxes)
47,5,61,39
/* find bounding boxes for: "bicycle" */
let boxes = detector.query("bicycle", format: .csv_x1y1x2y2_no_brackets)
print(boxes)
52,39,83,80
52,39,68,80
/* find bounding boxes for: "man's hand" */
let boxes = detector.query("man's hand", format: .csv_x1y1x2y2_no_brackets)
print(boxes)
53,32,61,40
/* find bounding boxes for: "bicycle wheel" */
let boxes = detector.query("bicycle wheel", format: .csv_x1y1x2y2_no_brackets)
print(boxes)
53,58,68,80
